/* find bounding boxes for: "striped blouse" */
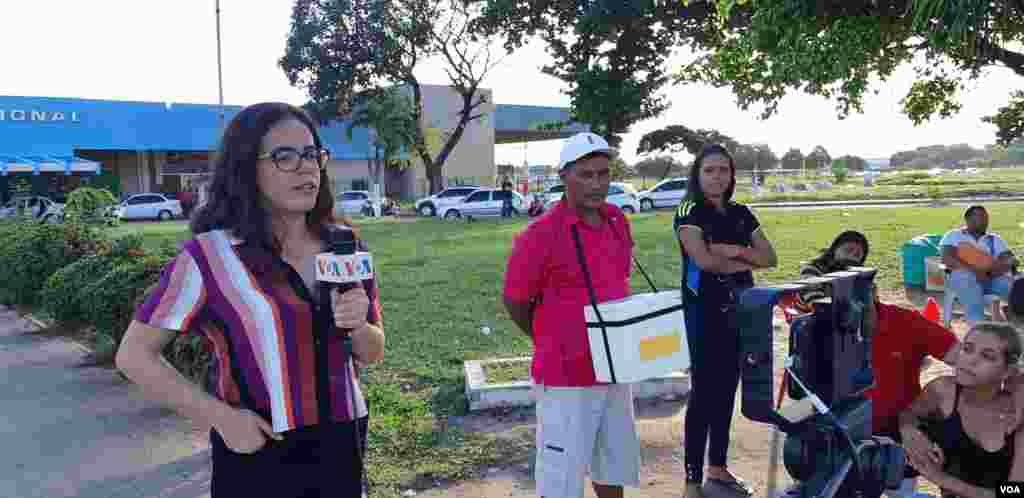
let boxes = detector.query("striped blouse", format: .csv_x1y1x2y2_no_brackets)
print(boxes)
134,227,382,432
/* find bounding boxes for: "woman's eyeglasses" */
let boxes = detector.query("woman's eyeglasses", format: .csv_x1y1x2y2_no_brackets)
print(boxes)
258,146,330,172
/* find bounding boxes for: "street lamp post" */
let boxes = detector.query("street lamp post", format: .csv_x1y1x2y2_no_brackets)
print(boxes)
215,0,225,132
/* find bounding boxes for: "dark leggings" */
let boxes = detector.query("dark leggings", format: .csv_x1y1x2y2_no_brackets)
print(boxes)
683,298,741,483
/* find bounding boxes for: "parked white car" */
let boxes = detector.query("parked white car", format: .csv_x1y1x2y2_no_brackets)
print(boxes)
543,182,640,214
0,195,64,223
334,190,371,216
115,193,182,221
637,177,688,211
440,189,524,220
414,186,480,217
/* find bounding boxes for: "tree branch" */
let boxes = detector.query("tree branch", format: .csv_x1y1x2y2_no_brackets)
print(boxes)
984,39,1024,77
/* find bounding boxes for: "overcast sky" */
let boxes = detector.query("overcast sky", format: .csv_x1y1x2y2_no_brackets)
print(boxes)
2,1,1018,166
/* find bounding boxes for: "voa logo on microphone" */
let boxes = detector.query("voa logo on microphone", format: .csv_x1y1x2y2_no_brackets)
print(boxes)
316,254,373,282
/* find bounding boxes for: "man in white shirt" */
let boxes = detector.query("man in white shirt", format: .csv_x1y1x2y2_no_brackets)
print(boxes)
940,205,1017,326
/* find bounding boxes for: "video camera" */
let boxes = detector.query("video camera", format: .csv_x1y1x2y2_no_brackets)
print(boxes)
735,267,906,498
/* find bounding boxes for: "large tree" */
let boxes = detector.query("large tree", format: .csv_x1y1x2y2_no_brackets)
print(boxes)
781,148,804,170
281,0,502,194
345,87,418,210
634,156,685,186
807,145,832,170
679,1,1024,145
732,143,777,171
474,1,723,146
637,125,739,157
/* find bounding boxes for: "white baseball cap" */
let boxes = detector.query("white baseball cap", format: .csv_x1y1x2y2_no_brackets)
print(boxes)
557,132,617,172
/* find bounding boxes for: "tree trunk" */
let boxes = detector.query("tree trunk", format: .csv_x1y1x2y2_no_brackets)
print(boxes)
427,162,444,194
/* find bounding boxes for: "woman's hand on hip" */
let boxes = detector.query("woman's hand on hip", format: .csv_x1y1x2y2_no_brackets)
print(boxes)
214,407,282,454
333,287,369,330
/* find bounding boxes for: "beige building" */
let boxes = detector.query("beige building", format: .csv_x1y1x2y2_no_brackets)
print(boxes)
323,84,583,200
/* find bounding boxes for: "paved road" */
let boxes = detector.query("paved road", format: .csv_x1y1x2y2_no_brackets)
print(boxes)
0,306,211,498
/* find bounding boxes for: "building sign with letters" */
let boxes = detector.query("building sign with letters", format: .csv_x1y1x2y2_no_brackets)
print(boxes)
0,110,81,122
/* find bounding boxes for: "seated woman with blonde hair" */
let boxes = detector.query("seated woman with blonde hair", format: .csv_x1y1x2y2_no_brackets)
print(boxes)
898,322,1024,498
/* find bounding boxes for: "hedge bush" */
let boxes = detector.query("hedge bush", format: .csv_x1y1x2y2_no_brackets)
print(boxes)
0,222,110,307
81,254,169,354
39,233,146,325
63,186,119,225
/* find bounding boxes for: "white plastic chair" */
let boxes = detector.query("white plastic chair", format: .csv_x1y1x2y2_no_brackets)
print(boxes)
941,264,1004,328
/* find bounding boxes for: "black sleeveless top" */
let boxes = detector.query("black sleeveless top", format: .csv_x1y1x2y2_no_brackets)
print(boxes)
921,383,1015,495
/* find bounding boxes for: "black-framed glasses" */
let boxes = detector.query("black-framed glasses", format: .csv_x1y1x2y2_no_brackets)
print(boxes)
258,146,330,172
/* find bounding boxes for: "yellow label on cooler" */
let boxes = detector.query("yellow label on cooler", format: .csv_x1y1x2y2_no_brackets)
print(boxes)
638,333,681,360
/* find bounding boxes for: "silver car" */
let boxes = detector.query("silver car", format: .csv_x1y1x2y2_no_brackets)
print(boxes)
440,189,524,220
414,186,480,217
637,177,688,211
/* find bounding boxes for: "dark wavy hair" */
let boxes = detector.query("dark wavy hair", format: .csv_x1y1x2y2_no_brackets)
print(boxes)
685,144,736,205
808,230,870,274
191,102,352,251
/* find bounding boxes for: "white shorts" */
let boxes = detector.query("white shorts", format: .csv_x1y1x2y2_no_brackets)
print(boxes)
534,383,641,498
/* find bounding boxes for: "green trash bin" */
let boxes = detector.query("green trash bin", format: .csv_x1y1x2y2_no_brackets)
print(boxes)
901,234,942,288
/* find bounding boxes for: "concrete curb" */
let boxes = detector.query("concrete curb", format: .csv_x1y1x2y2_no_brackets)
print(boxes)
21,311,95,356
746,195,1024,209
465,357,691,412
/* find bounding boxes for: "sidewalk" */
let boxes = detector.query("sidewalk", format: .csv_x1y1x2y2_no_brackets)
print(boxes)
0,306,211,498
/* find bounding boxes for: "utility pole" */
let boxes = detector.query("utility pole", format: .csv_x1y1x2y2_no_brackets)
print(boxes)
215,0,225,131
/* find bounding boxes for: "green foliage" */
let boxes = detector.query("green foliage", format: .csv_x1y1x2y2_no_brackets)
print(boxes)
681,0,1024,144
81,254,168,352
831,158,849,183
890,143,990,167
983,90,1024,147
64,187,119,225
807,146,831,169
476,1,710,146
608,157,629,181
637,125,739,156
781,148,805,170
634,156,685,180
39,233,146,325
733,143,778,171
281,0,500,194
0,222,110,307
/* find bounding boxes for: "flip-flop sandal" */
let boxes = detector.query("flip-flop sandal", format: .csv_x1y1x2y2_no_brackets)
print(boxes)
706,476,754,497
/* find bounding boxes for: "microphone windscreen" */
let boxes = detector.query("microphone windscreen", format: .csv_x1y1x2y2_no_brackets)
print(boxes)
333,228,357,255
315,252,374,283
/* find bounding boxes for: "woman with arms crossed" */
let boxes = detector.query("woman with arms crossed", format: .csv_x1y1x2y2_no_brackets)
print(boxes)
674,144,778,498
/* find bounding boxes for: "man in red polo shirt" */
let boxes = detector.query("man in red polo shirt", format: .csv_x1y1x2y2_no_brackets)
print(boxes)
504,132,640,498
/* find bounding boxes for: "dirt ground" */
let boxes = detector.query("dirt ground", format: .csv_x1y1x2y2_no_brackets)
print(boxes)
423,288,965,498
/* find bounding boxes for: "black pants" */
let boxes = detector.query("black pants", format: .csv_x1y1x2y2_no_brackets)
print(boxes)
210,414,369,497
683,298,741,482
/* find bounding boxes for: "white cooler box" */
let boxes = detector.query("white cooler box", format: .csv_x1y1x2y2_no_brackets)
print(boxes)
925,256,946,292
584,290,689,384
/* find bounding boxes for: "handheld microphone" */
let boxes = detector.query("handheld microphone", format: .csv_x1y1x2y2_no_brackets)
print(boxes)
314,227,372,496
315,233,374,285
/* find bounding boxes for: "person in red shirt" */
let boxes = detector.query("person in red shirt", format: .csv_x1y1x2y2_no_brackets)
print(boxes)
503,132,640,498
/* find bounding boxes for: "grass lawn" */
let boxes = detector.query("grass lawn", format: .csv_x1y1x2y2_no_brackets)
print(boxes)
114,203,1024,497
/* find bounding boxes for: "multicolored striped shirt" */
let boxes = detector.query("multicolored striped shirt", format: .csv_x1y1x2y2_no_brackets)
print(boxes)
134,227,382,432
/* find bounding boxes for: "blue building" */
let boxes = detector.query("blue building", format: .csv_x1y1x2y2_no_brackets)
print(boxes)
0,88,581,202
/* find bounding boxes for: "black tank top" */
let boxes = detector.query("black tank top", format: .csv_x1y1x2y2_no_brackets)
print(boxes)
922,383,1014,494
